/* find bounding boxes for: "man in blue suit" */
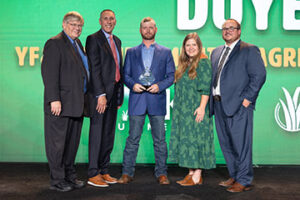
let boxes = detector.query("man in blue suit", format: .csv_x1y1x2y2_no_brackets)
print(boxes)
118,17,175,185
210,19,266,192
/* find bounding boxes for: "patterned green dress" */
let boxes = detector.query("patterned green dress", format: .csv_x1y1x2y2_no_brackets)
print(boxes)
169,58,216,169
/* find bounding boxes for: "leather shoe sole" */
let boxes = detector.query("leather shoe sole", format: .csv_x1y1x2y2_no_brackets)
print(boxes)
219,178,235,187
176,174,192,184
158,175,170,185
102,174,118,184
226,182,252,193
87,181,109,187
118,174,133,184
227,186,252,192
179,176,203,186
67,179,85,189
49,183,73,192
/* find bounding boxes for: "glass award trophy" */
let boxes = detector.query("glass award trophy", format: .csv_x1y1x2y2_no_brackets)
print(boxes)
138,68,155,90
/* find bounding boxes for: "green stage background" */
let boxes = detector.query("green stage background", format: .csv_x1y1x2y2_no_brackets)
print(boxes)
0,0,299,164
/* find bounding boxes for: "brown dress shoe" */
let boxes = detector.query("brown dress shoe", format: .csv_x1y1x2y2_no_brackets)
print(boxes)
88,174,109,187
176,174,192,184
219,178,235,187
179,176,203,186
102,174,117,184
118,174,133,184
158,175,170,185
226,182,252,193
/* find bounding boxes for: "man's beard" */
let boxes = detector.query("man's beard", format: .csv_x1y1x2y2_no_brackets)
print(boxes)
141,32,156,40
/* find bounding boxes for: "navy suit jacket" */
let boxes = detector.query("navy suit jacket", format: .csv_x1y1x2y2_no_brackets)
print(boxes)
209,40,266,117
124,43,175,116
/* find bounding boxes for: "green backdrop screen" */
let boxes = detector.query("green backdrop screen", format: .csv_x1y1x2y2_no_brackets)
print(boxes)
0,0,299,164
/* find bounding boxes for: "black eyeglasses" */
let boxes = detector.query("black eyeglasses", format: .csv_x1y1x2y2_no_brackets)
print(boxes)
222,27,239,32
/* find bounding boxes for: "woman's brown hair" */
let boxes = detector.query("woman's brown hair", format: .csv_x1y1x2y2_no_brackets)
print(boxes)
175,32,207,82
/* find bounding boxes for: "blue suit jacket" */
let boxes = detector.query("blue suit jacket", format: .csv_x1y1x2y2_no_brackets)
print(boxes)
124,43,175,116
209,40,266,117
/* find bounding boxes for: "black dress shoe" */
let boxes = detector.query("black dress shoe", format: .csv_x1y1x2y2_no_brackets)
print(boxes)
49,181,73,192
66,179,85,189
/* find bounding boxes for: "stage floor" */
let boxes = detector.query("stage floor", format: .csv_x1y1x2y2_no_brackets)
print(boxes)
0,163,299,200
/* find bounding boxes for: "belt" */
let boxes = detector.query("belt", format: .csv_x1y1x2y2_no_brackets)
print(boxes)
213,95,221,101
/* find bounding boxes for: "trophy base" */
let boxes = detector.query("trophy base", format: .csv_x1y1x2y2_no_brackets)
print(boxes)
142,85,151,89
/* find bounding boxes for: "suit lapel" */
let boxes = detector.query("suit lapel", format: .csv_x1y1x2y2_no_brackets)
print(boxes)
210,46,224,83
135,44,145,71
61,32,81,62
214,46,225,70
61,32,89,81
97,29,115,59
150,44,160,71
224,40,241,67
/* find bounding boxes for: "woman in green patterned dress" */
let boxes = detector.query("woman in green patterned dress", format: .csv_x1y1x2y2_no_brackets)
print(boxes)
169,33,215,186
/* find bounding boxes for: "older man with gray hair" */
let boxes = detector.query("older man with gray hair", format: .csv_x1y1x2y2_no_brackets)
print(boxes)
41,11,91,192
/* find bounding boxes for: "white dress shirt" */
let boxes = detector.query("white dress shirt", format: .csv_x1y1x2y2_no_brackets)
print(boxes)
213,39,240,96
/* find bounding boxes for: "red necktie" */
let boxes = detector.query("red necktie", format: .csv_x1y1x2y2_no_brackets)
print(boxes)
109,35,120,82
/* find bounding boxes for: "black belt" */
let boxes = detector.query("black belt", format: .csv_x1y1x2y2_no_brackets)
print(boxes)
213,95,221,101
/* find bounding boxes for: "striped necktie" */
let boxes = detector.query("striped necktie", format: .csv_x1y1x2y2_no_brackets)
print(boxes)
213,47,230,88
109,35,120,82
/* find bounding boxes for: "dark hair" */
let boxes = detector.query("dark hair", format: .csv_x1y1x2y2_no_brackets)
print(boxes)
100,9,115,18
223,18,241,30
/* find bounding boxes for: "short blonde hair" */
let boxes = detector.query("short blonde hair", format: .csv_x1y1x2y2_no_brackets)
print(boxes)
140,17,156,28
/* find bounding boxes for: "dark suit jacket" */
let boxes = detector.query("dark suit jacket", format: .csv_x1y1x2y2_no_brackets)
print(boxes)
123,43,175,116
85,29,124,114
209,40,266,117
41,31,92,117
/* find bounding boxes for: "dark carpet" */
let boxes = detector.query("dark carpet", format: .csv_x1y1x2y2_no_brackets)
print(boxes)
0,163,299,200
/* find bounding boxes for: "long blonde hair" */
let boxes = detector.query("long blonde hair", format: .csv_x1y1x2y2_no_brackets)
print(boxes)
175,32,207,82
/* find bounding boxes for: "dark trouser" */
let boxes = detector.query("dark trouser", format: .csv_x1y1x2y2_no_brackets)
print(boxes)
214,101,253,186
44,114,83,186
88,87,118,178
122,115,168,177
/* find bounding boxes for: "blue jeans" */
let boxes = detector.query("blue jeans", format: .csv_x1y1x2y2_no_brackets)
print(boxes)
122,115,168,177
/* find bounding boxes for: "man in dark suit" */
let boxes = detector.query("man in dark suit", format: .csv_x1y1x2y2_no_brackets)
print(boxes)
118,17,175,185
41,11,90,192
210,19,266,192
85,9,124,187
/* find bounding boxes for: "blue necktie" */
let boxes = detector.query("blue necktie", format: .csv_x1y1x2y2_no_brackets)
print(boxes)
73,41,89,93
72,41,80,57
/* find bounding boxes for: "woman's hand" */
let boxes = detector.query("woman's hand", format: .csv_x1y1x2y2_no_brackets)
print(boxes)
194,106,205,123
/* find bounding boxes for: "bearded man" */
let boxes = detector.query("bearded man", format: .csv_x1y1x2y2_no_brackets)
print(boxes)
118,17,175,185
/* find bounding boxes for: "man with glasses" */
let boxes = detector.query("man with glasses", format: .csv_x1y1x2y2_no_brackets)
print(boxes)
41,11,90,192
85,9,124,187
210,19,266,192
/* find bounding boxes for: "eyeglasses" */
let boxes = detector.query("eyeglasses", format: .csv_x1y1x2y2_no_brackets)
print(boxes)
222,27,239,32
68,23,83,28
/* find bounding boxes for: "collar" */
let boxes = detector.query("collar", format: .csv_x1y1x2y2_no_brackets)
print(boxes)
225,39,240,50
101,29,112,39
63,31,76,44
142,42,156,48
